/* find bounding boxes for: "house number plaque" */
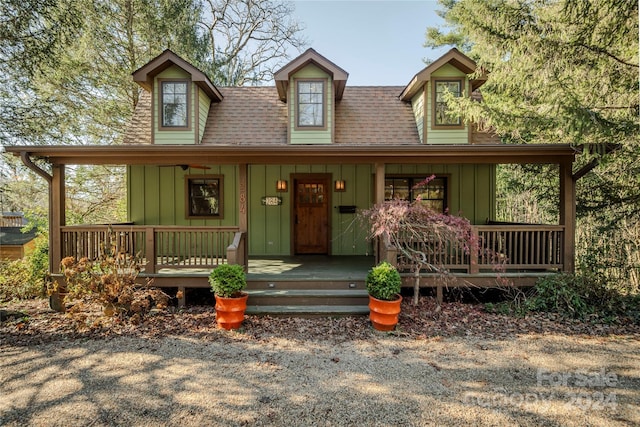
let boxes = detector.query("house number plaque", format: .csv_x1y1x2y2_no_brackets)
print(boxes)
261,196,283,206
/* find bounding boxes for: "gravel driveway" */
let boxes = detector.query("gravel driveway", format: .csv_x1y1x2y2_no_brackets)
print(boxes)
1,326,639,426
1,299,639,426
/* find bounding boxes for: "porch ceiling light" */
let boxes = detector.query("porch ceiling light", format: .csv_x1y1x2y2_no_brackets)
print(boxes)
276,179,288,192
335,180,346,192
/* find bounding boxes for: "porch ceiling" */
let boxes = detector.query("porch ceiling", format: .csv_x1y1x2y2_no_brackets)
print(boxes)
5,144,577,166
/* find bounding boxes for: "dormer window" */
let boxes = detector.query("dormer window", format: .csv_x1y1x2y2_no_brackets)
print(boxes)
297,80,325,128
433,79,463,128
160,80,189,128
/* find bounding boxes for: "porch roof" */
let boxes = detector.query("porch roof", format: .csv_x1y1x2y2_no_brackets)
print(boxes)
6,143,577,166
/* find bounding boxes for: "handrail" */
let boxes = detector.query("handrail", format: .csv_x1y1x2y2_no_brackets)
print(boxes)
226,231,246,269
60,225,242,273
382,224,565,273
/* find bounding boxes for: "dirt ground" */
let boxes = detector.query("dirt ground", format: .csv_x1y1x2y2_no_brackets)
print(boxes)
1,299,638,427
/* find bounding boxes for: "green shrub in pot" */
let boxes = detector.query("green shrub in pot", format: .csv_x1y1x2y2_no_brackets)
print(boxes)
366,261,401,301
209,264,247,298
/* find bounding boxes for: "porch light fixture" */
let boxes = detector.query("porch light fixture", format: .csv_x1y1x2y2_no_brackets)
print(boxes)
276,179,288,192
335,180,346,192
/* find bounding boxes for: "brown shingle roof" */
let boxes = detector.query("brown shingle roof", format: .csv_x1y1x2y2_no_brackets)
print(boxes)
203,87,288,145
125,85,422,145
335,86,419,144
123,91,152,144
202,86,420,145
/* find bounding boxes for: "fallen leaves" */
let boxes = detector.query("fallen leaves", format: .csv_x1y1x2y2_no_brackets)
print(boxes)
1,297,638,347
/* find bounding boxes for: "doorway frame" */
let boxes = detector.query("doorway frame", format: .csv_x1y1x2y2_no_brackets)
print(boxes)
290,173,332,255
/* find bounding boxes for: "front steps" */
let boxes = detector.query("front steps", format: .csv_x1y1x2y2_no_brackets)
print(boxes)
245,279,369,316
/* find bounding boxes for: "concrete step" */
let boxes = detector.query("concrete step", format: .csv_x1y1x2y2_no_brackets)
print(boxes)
245,305,370,316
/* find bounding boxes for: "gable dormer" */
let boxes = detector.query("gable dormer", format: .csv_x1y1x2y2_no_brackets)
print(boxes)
274,49,348,144
400,48,487,144
132,49,222,145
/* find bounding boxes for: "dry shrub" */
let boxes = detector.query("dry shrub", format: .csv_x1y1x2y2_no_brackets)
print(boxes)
56,249,168,322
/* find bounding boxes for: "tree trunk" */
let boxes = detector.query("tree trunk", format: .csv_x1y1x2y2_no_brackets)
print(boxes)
413,266,421,306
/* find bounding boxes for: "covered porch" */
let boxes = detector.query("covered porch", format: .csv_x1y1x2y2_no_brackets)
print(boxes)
7,143,578,311
57,223,566,307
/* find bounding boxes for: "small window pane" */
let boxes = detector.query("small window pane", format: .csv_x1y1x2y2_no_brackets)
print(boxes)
385,177,447,213
297,80,324,127
434,80,461,126
162,81,188,127
385,178,410,201
187,177,222,217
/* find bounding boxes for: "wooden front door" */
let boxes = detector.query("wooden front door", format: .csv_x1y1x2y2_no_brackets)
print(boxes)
293,175,330,254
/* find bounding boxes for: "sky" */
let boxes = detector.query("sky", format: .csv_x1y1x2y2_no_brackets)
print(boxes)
292,0,449,86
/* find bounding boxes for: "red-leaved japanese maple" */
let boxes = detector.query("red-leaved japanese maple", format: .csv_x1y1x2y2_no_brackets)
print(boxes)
361,176,500,305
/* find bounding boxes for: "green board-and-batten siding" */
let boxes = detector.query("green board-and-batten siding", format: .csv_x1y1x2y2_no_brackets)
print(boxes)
128,163,495,257
247,164,372,256
127,165,238,227
385,164,495,223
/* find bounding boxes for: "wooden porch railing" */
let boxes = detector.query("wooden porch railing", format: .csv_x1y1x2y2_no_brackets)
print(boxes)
60,225,245,273
381,224,565,273
475,225,564,271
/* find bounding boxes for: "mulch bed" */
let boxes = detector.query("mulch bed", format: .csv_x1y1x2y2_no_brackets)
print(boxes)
1,297,638,346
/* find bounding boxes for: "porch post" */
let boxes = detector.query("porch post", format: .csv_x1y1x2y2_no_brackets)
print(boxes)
51,164,65,273
559,160,576,272
374,163,385,204
374,163,386,263
238,163,248,268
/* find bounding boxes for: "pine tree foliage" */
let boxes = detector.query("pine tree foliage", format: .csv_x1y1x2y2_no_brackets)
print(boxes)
426,0,638,147
1,0,306,229
426,0,640,289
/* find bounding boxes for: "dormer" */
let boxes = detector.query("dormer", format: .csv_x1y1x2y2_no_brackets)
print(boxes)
132,49,223,145
400,48,487,144
274,49,348,144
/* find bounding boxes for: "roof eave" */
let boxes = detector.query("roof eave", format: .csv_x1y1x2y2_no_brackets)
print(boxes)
400,48,482,101
132,49,223,101
6,144,577,167
274,48,349,101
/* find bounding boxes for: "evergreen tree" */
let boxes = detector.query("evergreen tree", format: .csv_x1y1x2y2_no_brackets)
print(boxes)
425,0,640,288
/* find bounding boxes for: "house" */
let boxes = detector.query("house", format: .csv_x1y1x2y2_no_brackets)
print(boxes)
6,48,578,312
0,213,37,260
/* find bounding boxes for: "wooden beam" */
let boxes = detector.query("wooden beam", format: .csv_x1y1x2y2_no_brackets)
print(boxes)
6,144,577,166
238,164,248,268
51,164,65,273
145,227,156,274
559,161,576,273
374,163,385,204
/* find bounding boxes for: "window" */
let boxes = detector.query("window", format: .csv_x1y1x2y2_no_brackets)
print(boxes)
433,79,462,127
186,176,223,218
297,80,324,127
161,81,189,127
385,176,447,213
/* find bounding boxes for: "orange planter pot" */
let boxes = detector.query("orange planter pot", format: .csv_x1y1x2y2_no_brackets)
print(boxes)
368,294,402,331
214,293,249,330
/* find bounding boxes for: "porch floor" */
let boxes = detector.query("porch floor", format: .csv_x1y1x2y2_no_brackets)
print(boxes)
247,255,375,280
